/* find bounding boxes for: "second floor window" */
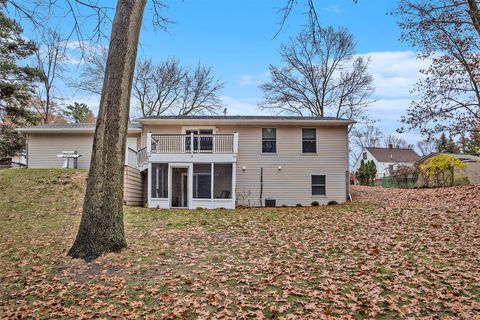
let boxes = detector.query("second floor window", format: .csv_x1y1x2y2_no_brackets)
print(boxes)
262,128,277,153
302,128,317,153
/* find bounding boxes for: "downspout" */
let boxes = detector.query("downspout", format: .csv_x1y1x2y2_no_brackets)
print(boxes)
259,167,263,207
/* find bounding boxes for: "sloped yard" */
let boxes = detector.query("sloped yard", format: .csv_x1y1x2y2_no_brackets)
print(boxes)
0,169,479,319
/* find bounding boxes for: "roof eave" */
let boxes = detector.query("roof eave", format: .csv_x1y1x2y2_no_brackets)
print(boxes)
138,118,355,126
17,127,142,134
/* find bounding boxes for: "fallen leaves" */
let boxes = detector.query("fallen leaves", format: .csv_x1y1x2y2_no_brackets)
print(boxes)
1,170,480,318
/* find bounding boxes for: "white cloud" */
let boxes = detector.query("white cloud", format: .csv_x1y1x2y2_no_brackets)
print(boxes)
321,5,342,13
359,51,429,99
62,94,101,115
237,72,269,86
237,75,254,86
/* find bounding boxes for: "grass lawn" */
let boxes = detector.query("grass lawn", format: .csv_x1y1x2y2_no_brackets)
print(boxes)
0,169,479,319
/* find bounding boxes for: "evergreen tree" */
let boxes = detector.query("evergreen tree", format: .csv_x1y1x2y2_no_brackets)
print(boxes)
0,9,41,157
445,135,460,153
367,160,377,185
436,132,448,153
63,102,92,123
356,160,377,186
356,160,366,185
465,128,480,156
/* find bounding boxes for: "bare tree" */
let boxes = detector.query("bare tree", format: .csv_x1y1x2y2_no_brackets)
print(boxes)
416,138,436,156
133,58,184,117
352,124,384,150
32,29,67,124
69,45,108,95
277,0,358,39
177,64,224,116
383,134,409,148
396,0,480,137
259,26,374,124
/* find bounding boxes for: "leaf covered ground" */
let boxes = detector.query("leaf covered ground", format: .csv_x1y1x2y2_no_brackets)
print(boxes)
0,169,479,319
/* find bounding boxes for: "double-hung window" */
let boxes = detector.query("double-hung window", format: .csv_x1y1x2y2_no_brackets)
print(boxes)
302,128,317,153
262,128,277,153
311,175,326,196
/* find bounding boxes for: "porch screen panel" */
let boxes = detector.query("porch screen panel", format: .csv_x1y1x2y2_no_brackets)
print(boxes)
151,163,168,198
214,164,232,199
193,164,211,199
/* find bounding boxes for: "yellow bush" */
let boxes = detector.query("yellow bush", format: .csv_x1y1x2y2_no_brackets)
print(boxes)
420,154,466,187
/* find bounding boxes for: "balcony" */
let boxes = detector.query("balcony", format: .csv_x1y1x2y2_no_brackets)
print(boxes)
147,133,238,163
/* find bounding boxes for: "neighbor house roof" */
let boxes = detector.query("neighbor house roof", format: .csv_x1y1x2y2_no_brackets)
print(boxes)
366,147,420,163
18,122,142,134
416,153,480,164
137,115,355,126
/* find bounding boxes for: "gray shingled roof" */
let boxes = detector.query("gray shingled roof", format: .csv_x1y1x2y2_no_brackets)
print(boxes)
137,115,352,121
366,147,420,163
22,122,141,129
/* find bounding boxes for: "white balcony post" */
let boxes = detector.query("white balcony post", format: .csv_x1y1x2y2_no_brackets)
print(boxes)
190,132,194,156
231,162,237,208
147,132,152,156
233,132,239,155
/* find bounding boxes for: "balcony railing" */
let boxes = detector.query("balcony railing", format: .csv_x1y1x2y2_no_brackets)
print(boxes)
137,147,148,166
126,146,148,169
150,133,237,154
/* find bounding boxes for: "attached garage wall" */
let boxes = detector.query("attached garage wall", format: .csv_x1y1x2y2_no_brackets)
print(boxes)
27,133,94,169
124,165,144,206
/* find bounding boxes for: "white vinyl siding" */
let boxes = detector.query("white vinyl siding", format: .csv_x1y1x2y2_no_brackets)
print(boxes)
216,125,349,206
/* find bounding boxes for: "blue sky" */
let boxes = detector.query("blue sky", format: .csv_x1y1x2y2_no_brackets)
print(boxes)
17,0,426,144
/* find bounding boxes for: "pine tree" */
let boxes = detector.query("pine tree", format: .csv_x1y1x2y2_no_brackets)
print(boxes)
465,128,480,156
63,102,92,123
367,160,377,185
436,133,448,153
0,9,42,157
356,160,366,185
445,135,460,153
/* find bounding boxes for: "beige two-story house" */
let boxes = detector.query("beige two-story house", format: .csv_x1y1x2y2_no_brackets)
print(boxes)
19,116,353,209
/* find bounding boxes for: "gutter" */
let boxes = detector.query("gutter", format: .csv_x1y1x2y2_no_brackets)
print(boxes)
17,127,142,134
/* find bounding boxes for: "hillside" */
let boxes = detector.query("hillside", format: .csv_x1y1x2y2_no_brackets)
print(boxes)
1,169,479,319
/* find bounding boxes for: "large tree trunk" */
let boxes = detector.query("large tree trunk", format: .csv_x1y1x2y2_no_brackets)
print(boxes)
68,0,146,262
467,0,480,38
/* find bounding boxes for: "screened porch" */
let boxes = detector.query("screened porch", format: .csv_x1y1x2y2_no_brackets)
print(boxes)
148,162,236,209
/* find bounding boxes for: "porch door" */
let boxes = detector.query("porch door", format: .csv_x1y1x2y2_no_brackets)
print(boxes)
185,129,213,152
171,167,188,208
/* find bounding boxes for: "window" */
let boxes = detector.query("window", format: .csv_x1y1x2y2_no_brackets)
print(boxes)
193,164,211,199
151,163,168,198
363,152,367,160
302,128,317,153
389,164,394,174
262,128,276,153
214,164,232,199
311,175,326,196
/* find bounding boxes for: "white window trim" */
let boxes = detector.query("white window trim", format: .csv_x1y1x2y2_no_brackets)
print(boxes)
181,126,218,134
301,127,317,154
261,127,278,155
311,174,327,197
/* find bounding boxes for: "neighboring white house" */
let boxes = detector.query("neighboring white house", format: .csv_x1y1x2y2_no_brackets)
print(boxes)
353,145,420,180
18,116,354,209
